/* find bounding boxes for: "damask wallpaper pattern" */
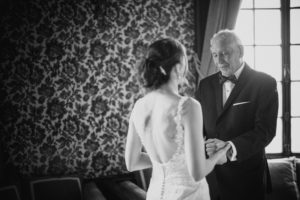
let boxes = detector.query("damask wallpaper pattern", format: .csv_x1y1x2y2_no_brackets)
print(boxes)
0,0,196,178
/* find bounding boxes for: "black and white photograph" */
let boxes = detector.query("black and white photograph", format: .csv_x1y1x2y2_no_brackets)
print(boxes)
0,0,300,200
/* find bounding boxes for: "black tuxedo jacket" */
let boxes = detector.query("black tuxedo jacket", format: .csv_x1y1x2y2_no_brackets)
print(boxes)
196,64,278,200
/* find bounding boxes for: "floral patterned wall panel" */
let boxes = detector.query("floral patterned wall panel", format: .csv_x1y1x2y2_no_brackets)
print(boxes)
0,0,195,178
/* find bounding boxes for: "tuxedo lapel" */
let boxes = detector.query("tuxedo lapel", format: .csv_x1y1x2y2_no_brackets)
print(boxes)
212,75,223,117
217,65,252,122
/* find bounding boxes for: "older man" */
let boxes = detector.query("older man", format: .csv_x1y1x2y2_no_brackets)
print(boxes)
196,29,278,200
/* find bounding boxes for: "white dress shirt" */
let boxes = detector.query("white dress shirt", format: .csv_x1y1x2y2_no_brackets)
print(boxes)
222,62,245,105
222,62,245,161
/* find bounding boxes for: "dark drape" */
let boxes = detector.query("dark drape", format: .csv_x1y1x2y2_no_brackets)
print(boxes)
194,0,210,58
195,0,242,85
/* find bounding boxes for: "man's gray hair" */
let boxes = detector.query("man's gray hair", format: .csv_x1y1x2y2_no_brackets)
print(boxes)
210,29,243,47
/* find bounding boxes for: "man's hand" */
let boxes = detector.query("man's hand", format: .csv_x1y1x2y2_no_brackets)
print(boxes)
216,151,228,165
205,138,231,165
205,138,227,157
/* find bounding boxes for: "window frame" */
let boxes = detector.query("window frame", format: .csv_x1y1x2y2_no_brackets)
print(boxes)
237,0,300,158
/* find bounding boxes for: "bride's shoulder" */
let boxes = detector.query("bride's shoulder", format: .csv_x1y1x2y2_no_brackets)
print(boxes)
180,97,202,114
131,96,146,113
129,97,144,118
130,94,154,114
181,97,201,108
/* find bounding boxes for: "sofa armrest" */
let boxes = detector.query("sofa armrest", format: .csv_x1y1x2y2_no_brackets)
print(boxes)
0,185,21,200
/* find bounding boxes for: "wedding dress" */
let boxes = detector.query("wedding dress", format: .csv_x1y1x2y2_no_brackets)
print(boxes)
132,95,210,200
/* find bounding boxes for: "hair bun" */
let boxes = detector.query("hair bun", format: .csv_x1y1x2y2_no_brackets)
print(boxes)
137,38,186,89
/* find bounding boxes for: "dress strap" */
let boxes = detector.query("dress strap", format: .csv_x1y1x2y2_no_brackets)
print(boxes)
173,96,189,154
177,96,189,116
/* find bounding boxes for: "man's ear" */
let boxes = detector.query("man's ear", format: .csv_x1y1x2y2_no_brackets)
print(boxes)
238,45,244,58
174,63,180,76
176,62,185,78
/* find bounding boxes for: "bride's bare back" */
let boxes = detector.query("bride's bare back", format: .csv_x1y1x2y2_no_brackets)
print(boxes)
131,91,182,164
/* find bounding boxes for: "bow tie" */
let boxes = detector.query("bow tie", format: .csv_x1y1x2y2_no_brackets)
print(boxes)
218,73,237,84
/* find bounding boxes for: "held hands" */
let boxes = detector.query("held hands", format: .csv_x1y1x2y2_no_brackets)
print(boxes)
205,138,231,165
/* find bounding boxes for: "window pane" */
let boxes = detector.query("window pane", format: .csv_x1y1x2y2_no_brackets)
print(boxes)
241,0,253,8
255,46,282,80
266,118,282,153
255,10,281,45
291,82,300,116
254,0,280,8
291,45,300,80
291,9,300,44
291,118,300,153
244,46,254,67
291,0,300,7
235,10,254,45
277,82,282,117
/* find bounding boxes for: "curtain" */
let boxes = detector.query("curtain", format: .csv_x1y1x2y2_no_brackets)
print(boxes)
194,0,210,87
194,0,210,58
196,0,242,85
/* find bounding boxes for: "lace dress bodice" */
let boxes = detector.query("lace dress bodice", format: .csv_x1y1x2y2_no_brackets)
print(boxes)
135,97,210,200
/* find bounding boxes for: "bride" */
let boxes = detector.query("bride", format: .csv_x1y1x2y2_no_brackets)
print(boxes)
125,38,229,200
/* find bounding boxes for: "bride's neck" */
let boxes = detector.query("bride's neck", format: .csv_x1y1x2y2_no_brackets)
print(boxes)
158,79,179,95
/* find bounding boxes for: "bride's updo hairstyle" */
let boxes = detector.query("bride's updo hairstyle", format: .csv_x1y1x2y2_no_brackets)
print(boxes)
139,38,187,90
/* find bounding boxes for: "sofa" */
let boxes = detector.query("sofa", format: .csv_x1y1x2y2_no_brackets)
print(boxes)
0,175,107,200
1,157,299,200
125,157,300,200
79,157,300,200
0,160,108,200
0,165,145,200
266,157,300,200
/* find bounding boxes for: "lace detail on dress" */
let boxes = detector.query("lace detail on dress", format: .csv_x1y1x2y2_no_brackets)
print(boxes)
158,96,188,168
173,97,188,158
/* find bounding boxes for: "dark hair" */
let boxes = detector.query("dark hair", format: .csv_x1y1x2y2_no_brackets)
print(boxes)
138,38,186,89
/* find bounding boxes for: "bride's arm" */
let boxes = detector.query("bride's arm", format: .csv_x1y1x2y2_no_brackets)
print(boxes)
125,114,152,172
182,98,229,182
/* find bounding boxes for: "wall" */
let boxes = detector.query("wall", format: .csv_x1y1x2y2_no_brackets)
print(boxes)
0,0,196,178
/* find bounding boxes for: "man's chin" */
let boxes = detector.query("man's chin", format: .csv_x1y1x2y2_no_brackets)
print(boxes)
219,68,230,75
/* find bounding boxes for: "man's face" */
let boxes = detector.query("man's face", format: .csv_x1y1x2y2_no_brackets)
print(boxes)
211,40,242,77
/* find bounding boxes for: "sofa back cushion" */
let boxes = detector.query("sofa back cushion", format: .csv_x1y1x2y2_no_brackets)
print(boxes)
30,177,82,200
83,181,107,200
266,157,300,200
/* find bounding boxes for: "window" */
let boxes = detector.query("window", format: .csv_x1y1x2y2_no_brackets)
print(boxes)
235,0,300,156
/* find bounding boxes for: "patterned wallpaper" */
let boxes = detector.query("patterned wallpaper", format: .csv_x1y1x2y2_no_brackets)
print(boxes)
0,0,196,178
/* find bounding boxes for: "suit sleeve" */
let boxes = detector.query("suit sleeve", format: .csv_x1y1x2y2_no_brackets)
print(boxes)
195,81,203,103
195,81,207,138
231,77,279,162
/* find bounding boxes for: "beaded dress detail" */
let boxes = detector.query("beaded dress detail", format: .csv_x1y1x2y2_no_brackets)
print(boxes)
137,97,210,200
